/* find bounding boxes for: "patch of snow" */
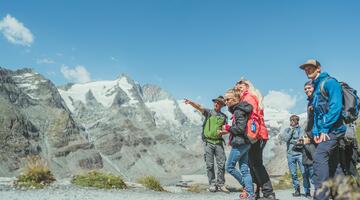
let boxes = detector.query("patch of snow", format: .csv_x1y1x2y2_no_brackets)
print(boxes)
146,99,180,127
177,100,203,125
12,72,34,79
17,83,38,90
117,77,138,104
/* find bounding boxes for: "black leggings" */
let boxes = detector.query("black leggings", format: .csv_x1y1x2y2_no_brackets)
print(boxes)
249,140,274,196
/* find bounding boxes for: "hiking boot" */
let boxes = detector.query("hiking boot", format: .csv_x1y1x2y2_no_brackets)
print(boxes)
255,186,261,199
218,185,230,193
207,185,217,192
255,192,261,199
292,188,301,197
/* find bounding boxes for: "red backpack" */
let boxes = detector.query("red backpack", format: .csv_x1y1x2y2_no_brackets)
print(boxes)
257,109,269,141
241,92,261,144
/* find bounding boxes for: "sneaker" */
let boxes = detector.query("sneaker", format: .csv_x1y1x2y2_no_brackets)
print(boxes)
240,191,256,200
218,185,230,194
207,185,217,192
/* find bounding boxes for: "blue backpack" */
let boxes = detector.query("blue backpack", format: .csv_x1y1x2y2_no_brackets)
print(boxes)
320,77,360,124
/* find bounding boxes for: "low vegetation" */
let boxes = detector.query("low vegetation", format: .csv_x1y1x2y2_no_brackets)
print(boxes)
187,184,205,193
273,170,303,190
137,176,165,192
355,121,360,147
14,156,56,189
318,175,360,200
72,171,127,189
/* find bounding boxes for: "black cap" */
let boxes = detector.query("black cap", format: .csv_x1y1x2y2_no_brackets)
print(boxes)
212,96,225,106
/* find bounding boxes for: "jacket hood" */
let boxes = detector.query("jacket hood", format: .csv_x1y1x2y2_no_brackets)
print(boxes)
313,72,330,86
228,101,253,114
307,96,313,102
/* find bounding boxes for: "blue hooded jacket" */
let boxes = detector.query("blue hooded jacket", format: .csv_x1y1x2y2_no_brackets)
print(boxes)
311,72,346,137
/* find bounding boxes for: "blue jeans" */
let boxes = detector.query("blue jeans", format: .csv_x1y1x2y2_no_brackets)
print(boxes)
226,144,254,196
303,164,314,194
314,133,343,200
287,154,306,191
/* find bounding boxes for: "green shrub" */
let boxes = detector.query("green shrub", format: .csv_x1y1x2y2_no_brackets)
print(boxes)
187,184,203,193
14,156,56,189
318,175,360,200
355,121,360,147
137,176,165,192
72,171,127,189
273,170,303,190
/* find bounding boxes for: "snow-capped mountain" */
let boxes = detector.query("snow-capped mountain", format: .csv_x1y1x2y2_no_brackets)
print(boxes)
59,74,141,112
58,76,202,141
0,67,305,179
0,68,205,180
58,74,204,180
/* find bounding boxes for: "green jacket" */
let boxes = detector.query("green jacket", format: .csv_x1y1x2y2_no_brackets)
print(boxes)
202,109,227,145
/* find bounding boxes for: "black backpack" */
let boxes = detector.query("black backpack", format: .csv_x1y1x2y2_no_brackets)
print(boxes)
320,77,360,124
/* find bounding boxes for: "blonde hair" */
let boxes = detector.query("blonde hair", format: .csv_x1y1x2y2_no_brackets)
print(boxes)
236,79,264,110
225,88,240,101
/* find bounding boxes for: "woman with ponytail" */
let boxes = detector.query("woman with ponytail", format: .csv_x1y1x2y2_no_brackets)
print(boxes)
234,79,276,200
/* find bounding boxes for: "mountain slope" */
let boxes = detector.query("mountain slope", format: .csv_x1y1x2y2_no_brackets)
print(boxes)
58,74,204,180
0,68,102,178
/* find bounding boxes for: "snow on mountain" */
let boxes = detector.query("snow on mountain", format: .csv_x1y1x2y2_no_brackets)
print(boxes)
58,75,138,112
141,84,203,131
11,71,49,100
177,100,203,126
145,99,180,127
59,75,203,131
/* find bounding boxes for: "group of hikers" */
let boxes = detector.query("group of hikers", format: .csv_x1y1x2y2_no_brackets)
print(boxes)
184,59,359,200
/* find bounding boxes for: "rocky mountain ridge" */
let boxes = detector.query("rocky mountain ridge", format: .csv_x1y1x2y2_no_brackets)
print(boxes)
0,68,102,178
0,67,302,180
0,68,204,181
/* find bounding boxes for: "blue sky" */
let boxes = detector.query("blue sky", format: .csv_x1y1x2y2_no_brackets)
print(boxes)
1,0,360,113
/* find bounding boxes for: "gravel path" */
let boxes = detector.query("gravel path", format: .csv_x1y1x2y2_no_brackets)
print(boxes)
0,186,311,200
0,177,312,200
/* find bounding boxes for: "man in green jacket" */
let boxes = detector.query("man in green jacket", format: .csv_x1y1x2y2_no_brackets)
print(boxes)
185,96,229,193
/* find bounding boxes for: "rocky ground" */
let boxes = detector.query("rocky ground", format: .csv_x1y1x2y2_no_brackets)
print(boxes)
0,186,308,200
0,177,310,200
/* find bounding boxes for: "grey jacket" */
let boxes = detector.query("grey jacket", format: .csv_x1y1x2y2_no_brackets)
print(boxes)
280,125,302,156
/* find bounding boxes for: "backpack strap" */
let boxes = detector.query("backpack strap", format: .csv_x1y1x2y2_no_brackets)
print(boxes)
287,127,296,144
320,77,332,98
220,112,228,124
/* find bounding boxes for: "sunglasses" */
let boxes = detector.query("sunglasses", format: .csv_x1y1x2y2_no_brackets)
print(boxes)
225,98,233,102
